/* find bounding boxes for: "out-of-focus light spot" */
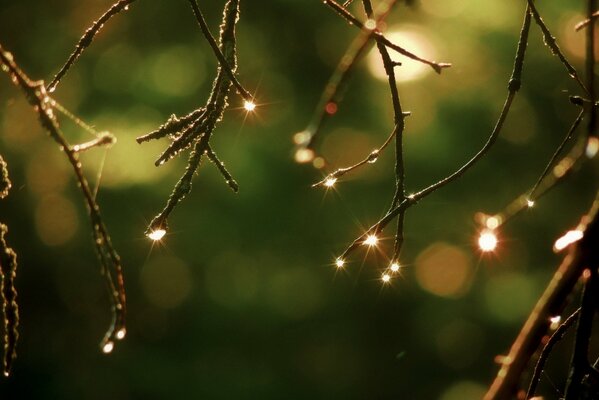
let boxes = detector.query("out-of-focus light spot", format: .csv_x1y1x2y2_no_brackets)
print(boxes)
102,341,114,354
243,100,256,112
364,19,377,30
116,328,126,340
147,229,166,241
293,131,311,146
335,258,345,269
415,242,473,298
367,27,436,82
390,262,400,273
554,229,583,251
364,234,378,246
35,193,79,246
526,199,535,208
549,315,561,330
295,148,315,164
478,230,498,252
381,273,391,283
485,216,500,230
586,136,599,158
324,176,337,187
312,157,325,169
325,102,338,115
553,156,574,178
141,255,192,309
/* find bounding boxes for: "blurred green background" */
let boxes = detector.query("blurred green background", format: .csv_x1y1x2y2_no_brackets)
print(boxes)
0,0,597,398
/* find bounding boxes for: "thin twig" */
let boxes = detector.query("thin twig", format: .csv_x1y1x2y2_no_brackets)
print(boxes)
526,0,588,93
526,308,580,399
187,0,251,101
47,0,138,92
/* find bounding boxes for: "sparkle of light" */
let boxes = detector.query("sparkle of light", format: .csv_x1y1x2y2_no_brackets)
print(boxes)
390,262,400,272
243,100,256,112
335,258,345,268
102,341,114,354
148,229,166,241
324,177,337,187
554,230,583,251
526,199,535,208
382,273,391,283
478,230,498,252
364,234,379,247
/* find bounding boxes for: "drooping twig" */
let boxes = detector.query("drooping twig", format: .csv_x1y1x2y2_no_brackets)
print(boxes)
0,43,126,353
325,1,451,74
47,0,139,92
139,0,242,236
335,5,531,263
298,0,398,153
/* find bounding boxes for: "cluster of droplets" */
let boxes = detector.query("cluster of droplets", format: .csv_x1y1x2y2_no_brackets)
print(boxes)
333,233,403,284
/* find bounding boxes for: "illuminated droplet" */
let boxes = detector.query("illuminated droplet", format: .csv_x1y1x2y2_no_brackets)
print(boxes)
294,148,315,164
364,234,378,247
335,258,345,268
243,100,256,112
390,262,400,272
549,315,561,330
147,229,166,241
364,19,377,30
102,341,114,354
526,199,535,208
324,176,337,187
478,230,497,252
554,230,583,251
382,273,391,283
116,328,126,340
3,371,8,377
586,136,599,158
367,150,379,163
485,216,500,230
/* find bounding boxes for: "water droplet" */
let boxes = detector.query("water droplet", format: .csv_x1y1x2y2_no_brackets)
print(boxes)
116,328,126,340
102,341,114,354
147,229,167,241
367,150,379,163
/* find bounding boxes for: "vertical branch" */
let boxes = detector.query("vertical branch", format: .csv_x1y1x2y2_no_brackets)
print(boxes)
564,1,598,397
361,0,406,261
0,156,18,377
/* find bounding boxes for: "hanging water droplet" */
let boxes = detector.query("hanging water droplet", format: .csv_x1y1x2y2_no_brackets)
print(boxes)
102,341,114,354
367,150,379,163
